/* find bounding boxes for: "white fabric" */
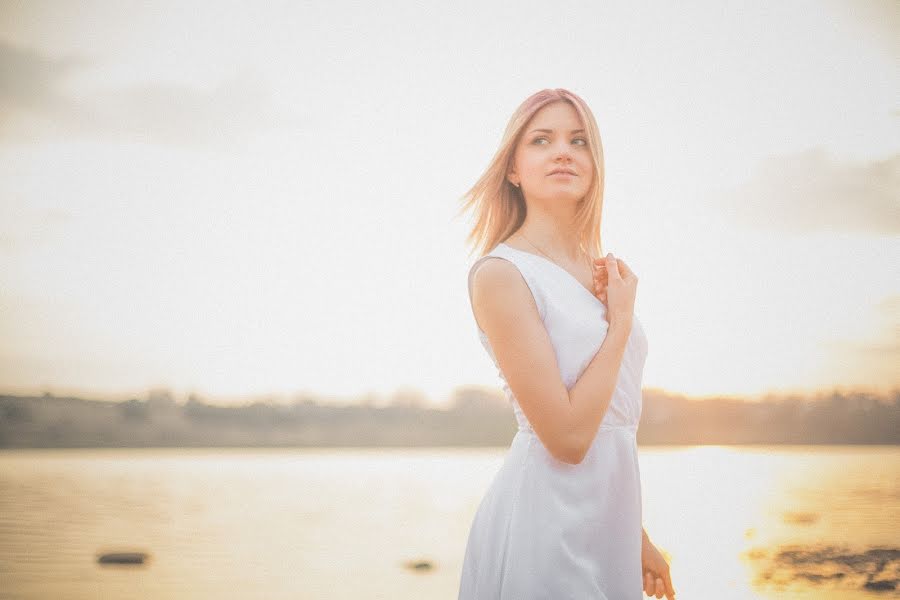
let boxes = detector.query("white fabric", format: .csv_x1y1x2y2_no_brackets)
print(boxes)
458,242,649,600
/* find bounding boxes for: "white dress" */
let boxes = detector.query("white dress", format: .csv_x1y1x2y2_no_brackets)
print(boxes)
458,242,649,600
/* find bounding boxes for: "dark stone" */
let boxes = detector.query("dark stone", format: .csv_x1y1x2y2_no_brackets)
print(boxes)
864,580,897,591
97,552,149,565
404,559,434,571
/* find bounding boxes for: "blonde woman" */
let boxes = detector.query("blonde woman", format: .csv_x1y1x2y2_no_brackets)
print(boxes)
457,89,676,600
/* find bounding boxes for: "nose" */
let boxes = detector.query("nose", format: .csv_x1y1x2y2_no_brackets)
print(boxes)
553,140,573,162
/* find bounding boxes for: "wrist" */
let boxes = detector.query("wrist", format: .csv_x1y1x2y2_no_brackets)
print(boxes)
608,316,633,336
641,527,650,542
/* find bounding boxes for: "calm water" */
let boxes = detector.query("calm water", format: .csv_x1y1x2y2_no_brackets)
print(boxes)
0,445,897,600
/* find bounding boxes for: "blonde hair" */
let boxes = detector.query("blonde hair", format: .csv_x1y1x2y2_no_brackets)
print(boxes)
457,88,606,260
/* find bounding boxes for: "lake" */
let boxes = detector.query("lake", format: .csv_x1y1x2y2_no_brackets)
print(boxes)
0,445,897,599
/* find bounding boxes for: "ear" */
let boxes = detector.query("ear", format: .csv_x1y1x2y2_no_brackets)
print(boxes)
507,170,519,187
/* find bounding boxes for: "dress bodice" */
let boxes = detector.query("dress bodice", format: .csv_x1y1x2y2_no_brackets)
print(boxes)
467,242,648,433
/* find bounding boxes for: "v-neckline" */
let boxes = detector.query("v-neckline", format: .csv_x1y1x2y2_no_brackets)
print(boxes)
498,242,600,302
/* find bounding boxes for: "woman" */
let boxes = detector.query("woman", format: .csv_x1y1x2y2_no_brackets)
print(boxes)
457,89,676,600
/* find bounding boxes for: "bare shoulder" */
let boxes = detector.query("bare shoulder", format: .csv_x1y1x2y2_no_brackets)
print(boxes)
471,256,524,295
468,256,575,463
470,256,540,335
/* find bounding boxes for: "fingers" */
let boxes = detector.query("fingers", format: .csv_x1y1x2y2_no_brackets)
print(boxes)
644,571,665,598
664,570,676,599
592,270,608,303
595,255,637,282
616,257,636,281
593,260,610,303
605,253,621,279
644,570,675,600
592,262,607,286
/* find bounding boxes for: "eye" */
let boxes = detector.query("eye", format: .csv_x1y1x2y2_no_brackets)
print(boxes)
573,138,587,146
532,136,549,145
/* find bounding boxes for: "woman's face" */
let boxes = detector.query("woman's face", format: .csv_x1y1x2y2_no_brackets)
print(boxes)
508,101,594,205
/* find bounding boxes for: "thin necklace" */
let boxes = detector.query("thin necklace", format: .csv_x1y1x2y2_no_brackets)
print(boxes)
518,232,593,274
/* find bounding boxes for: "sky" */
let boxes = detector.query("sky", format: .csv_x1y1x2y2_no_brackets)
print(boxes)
0,0,897,406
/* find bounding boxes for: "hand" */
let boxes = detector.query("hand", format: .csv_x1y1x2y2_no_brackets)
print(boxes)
592,253,637,325
641,533,676,599
591,258,608,304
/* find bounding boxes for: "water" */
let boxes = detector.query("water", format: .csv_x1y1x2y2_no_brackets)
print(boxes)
0,445,897,599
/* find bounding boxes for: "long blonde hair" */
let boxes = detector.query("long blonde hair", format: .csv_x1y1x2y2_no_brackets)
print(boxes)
457,88,606,260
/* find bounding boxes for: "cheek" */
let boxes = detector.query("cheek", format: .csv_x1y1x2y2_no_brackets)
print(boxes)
520,157,546,179
578,152,593,169
579,157,595,181
513,149,538,178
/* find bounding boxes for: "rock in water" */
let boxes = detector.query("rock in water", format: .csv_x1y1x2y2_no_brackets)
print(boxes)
403,559,434,571
97,552,149,565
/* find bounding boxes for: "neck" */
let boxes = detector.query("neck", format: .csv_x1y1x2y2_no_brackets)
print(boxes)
515,206,583,263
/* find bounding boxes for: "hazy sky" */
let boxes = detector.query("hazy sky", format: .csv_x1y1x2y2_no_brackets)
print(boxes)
0,0,897,406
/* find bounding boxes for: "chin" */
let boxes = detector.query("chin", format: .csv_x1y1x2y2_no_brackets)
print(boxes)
530,186,589,204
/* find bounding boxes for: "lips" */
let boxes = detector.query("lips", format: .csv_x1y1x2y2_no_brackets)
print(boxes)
548,168,577,176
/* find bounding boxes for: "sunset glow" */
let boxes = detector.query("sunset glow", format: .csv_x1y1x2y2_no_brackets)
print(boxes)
0,1,896,405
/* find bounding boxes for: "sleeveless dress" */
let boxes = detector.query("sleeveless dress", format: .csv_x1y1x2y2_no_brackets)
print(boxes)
458,242,649,600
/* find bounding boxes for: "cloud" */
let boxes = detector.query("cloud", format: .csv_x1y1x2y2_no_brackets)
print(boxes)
0,39,83,117
826,0,900,60
0,38,270,147
716,148,900,235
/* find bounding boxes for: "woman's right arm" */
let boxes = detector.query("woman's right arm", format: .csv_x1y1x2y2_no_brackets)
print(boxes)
565,319,631,463
470,255,635,465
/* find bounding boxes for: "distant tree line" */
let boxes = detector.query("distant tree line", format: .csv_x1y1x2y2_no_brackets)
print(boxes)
0,386,897,448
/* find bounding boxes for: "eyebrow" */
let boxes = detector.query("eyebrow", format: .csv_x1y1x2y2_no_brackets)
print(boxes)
528,129,584,134
528,128,586,135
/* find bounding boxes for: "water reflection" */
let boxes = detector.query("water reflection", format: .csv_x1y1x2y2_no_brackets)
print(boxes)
0,445,896,599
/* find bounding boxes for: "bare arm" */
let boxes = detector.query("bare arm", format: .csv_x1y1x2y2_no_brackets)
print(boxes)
470,256,633,465
565,317,631,463
568,253,638,462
